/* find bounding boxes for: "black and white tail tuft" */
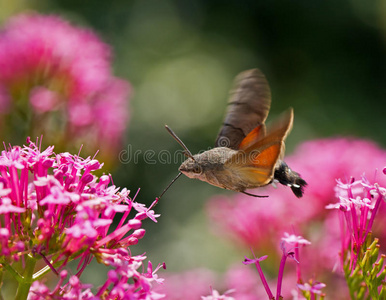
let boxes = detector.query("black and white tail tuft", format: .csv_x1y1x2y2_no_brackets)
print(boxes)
274,161,307,198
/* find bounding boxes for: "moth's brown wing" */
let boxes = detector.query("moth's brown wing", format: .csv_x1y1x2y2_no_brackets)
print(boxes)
215,69,271,149
254,108,294,160
237,124,264,150
224,109,293,187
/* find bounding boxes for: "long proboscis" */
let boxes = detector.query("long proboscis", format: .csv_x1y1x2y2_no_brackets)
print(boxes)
158,172,183,200
165,125,195,161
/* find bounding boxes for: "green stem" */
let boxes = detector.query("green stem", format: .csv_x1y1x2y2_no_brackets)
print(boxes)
2,263,23,283
0,266,3,300
15,254,37,300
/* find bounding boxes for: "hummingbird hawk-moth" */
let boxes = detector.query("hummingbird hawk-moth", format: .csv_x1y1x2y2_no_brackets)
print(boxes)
161,69,307,198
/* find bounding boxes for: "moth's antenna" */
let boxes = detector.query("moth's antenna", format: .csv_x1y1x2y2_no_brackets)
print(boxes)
165,125,196,161
158,172,183,200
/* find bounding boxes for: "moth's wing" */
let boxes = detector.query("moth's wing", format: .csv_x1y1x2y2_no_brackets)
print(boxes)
249,108,294,159
237,124,264,150
225,109,294,187
232,108,294,155
215,69,271,149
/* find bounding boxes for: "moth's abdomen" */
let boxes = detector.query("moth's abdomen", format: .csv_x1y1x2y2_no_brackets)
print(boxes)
274,160,307,198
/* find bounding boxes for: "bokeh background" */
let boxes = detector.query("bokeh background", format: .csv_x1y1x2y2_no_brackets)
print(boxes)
2,0,386,291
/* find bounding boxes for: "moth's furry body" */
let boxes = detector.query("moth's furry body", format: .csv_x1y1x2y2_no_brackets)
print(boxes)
166,68,307,198
179,148,305,195
179,147,244,191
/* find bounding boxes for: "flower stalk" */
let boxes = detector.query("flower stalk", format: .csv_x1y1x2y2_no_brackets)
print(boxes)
15,254,36,300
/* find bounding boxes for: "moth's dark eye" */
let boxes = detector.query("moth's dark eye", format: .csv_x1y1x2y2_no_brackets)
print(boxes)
192,165,202,174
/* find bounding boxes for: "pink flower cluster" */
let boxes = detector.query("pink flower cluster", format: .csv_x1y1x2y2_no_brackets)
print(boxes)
327,174,386,270
0,138,163,299
0,13,130,159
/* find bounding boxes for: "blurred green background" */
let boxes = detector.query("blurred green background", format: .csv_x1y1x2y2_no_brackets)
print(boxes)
2,0,386,286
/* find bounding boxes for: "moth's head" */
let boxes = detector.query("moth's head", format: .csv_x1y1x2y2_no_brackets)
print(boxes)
164,124,203,179
179,157,203,179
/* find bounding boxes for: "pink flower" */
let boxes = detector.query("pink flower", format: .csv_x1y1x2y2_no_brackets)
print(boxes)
0,197,26,214
282,233,311,247
281,232,311,283
0,13,131,161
